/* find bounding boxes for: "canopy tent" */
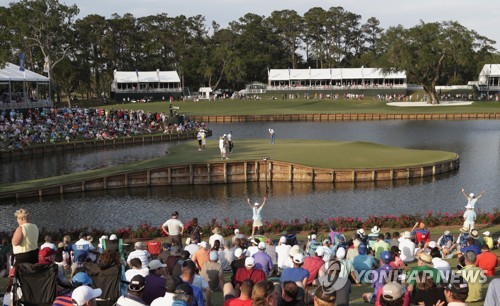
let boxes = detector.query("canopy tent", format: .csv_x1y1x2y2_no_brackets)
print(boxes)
113,70,180,83
0,62,51,109
268,67,406,89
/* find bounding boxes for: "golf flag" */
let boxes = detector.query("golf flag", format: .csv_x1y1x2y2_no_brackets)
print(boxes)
19,53,25,71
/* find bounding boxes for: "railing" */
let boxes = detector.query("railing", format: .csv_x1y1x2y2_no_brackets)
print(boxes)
267,84,407,91
0,100,53,110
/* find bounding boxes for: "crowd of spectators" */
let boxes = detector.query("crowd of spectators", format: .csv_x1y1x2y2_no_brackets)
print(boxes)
0,107,204,150
2,208,499,306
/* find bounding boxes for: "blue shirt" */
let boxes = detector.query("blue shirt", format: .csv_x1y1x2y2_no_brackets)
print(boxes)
253,251,274,275
461,244,480,255
187,282,205,306
352,254,376,283
280,267,310,284
252,207,263,221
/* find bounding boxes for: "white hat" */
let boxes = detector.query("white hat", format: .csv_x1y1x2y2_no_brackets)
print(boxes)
234,229,240,234
279,236,287,244
428,241,437,249
403,231,411,239
72,286,102,306
148,259,167,270
134,241,146,249
483,231,491,236
100,235,108,240
288,245,301,257
234,248,244,258
254,202,259,206
315,246,325,257
469,193,474,197
198,241,209,249
245,257,255,267
336,247,346,260
258,242,266,250
444,230,451,235
371,226,380,234
311,234,317,240
293,253,304,264
186,238,192,245
357,229,365,235
109,234,117,241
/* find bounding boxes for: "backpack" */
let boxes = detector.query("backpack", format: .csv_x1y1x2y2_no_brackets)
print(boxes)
440,235,453,247
308,241,321,256
458,233,469,248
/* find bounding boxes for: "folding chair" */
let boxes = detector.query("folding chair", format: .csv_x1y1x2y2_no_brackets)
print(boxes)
83,262,122,306
13,263,58,306
146,240,161,257
102,238,126,261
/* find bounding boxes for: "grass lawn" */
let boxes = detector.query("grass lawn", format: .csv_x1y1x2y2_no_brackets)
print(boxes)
102,99,500,116
0,139,456,193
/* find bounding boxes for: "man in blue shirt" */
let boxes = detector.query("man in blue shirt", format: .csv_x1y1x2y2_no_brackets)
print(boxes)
180,266,205,306
253,242,274,276
280,253,309,289
352,244,376,284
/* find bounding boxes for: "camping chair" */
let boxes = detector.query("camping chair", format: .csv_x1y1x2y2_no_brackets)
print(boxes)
13,263,58,306
146,240,162,257
83,262,122,306
102,238,126,261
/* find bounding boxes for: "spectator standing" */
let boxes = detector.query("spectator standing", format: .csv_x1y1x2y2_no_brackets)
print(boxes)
162,211,184,249
247,197,267,238
12,208,39,265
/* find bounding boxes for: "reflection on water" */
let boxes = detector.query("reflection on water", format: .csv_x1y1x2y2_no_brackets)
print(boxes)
1,120,499,231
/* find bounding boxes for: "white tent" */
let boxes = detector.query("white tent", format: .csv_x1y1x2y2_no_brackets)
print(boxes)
198,87,213,99
113,70,180,83
478,64,500,86
0,62,49,82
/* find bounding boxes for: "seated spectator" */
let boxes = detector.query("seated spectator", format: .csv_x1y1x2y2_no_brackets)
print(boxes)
430,247,451,277
475,244,498,277
280,253,309,289
150,275,183,306
313,285,336,306
411,272,446,305
303,247,326,285
377,282,410,306
484,278,500,306
411,222,430,245
407,252,441,297
209,227,224,248
231,248,246,286
40,235,57,250
223,279,254,306
437,230,454,249
253,242,274,277
219,241,234,272
125,258,149,282
200,251,224,292
482,231,494,250
442,276,469,306
116,274,148,305
352,244,376,284
142,260,168,304
234,257,267,296
52,272,94,305
278,281,306,306
127,241,151,269
192,241,210,271
398,231,415,263
179,266,205,306
252,281,278,306
276,237,292,272
457,251,483,303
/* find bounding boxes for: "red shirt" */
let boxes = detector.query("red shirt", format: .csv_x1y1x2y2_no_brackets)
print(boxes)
476,251,498,277
224,297,253,306
234,267,267,286
413,229,430,244
302,256,324,285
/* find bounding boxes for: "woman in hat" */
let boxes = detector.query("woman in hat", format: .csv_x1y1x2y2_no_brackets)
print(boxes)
461,188,484,210
247,197,267,238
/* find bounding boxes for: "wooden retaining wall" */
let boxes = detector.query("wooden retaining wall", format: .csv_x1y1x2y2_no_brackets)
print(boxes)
0,156,459,200
191,113,500,123
0,131,211,160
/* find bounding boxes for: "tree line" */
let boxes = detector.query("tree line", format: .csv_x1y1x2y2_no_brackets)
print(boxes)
0,0,499,103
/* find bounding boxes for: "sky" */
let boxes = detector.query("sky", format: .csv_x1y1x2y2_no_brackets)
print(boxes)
1,0,498,50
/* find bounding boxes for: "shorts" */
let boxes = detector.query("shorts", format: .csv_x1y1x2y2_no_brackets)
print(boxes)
253,219,263,227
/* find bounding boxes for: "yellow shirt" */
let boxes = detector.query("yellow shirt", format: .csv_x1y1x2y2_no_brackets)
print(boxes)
13,223,39,254
483,236,494,249
457,265,483,302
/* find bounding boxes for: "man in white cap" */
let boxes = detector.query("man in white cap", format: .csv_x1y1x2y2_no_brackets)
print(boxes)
280,253,309,289
253,241,274,276
234,257,266,296
367,226,380,249
71,285,102,306
461,188,484,210
231,229,247,245
437,230,454,249
303,246,326,285
276,236,292,272
184,238,198,257
192,241,210,271
482,231,494,249
127,241,151,269
246,196,267,238
398,231,416,263
142,260,168,304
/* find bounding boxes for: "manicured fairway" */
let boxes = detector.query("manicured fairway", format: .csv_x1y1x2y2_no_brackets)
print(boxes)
102,99,500,116
0,139,457,193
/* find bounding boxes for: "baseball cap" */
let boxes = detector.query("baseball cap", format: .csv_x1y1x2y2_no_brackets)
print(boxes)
245,257,255,267
444,276,469,295
483,231,491,236
428,241,437,249
288,245,301,257
403,231,411,239
381,282,405,301
234,229,240,234
336,247,346,260
371,226,380,233
258,242,266,250
316,246,325,257
175,282,194,296
234,248,244,258
311,234,317,240
134,241,145,249
293,253,304,264
72,286,102,306
254,202,259,206
279,236,287,243
197,241,208,249
129,275,146,292
148,259,167,270
323,239,331,245
380,251,392,263
469,193,474,197
444,230,450,235
357,228,365,235
109,234,118,240
72,272,93,286
358,244,367,255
